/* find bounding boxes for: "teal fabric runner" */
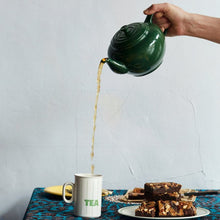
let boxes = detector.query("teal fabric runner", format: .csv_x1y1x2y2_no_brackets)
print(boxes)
24,188,219,219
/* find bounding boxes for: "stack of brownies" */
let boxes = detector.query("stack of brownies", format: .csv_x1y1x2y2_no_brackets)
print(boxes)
135,182,197,217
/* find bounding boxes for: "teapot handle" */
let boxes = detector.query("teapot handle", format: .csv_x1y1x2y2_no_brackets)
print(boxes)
144,14,167,35
144,14,153,24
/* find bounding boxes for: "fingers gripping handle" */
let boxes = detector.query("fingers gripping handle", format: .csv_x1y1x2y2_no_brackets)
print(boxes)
62,182,75,203
144,14,167,35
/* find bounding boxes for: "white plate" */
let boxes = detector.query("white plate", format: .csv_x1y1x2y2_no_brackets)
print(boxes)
118,205,210,219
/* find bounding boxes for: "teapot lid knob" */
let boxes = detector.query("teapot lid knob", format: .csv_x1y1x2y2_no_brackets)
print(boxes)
120,25,129,35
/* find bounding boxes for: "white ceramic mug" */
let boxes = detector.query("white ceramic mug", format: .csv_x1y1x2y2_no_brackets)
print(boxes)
62,173,103,218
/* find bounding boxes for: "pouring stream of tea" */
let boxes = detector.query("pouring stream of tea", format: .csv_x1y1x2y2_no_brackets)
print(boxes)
91,58,107,174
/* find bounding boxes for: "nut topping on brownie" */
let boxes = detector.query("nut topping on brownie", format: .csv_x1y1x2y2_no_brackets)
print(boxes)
158,200,196,217
135,201,157,217
145,182,182,196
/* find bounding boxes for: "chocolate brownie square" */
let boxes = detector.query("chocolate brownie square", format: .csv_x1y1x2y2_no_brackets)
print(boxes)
133,187,144,193
135,201,157,217
128,192,145,200
145,182,182,196
145,191,181,201
158,200,196,217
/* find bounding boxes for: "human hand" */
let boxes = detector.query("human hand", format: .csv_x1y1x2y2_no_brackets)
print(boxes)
143,3,189,36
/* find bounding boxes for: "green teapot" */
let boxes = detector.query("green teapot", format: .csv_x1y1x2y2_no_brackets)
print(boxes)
105,15,166,77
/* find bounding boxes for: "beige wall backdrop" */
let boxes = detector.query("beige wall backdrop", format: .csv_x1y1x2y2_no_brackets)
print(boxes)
0,0,219,219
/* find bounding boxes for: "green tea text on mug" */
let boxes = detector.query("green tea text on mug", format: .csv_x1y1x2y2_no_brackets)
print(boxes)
84,199,99,206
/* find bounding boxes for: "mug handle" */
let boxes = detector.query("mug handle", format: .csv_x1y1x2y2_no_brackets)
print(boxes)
62,182,75,203
144,14,167,35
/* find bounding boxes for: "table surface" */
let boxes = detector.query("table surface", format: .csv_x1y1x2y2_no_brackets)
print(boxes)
24,188,220,220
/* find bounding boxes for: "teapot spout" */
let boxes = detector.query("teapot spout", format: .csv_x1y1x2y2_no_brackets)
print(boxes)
105,58,128,74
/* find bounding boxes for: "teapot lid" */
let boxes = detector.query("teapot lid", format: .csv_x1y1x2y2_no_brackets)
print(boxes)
110,23,148,50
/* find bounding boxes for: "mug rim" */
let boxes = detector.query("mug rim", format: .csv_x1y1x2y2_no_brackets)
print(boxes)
75,173,102,178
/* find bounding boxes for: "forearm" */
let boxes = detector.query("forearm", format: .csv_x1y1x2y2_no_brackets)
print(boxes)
185,13,220,43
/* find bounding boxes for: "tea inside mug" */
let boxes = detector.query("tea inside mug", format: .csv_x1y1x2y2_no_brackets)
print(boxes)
75,173,102,178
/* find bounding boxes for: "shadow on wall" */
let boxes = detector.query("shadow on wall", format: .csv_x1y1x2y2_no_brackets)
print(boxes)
0,198,27,220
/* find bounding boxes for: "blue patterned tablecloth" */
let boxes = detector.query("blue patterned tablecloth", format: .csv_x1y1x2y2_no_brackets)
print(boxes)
24,188,220,220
